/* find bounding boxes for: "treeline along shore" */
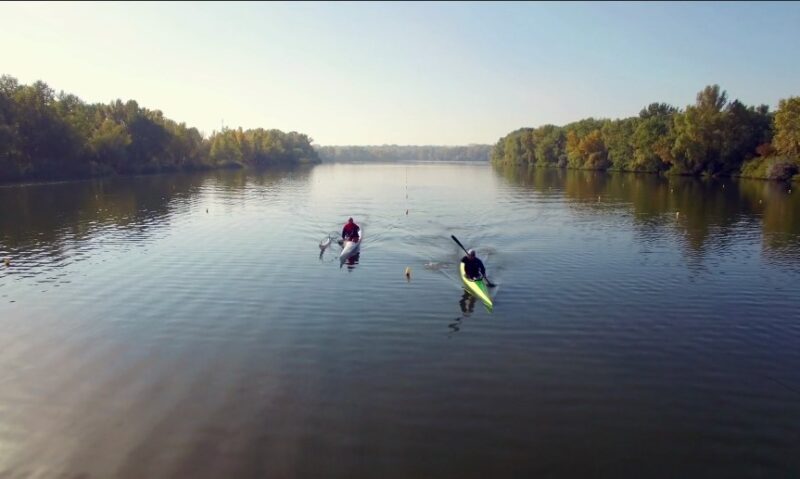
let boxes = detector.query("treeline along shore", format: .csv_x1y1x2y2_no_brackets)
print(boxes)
4,76,798,184
491,85,800,182
316,145,492,163
0,75,319,183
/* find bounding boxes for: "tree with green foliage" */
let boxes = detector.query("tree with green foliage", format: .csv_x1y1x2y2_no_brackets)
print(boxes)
565,130,581,168
602,118,637,171
0,75,319,182
720,101,771,168
670,85,729,175
773,97,800,157
492,84,795,181
629,104,677,172
740,97,799,181
532,125,565,167
578,130,609,170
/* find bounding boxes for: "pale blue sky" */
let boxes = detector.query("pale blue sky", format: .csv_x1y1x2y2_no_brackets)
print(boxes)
2,1,799,145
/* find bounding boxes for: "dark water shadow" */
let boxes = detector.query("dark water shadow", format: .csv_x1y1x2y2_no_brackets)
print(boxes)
341,252,360,271
493,164,800,268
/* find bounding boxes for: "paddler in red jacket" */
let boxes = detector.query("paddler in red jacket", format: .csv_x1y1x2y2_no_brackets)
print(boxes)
341,217,361,242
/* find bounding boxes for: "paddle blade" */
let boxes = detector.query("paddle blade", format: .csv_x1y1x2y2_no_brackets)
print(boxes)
451,235,468,254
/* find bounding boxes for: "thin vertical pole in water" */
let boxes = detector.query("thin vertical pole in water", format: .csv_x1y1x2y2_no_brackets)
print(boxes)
405,166,409,214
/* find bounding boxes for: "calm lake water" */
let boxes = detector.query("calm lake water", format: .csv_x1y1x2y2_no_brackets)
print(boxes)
1,163,799,477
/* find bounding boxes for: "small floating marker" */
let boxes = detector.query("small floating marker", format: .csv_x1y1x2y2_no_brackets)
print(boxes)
404,267,411,280
405,209,408,215
206,208,208,213
3,258,9,267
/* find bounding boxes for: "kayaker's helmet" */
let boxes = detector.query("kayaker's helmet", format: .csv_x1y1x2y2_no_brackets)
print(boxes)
468,249,476,257
348,217,354,224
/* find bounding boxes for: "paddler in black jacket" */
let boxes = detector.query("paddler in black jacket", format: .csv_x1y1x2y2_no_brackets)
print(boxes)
461,249,486,280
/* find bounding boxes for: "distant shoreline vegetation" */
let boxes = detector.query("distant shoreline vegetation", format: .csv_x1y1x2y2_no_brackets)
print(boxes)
0,75,319,183
317,145,491,163
491,85,800,182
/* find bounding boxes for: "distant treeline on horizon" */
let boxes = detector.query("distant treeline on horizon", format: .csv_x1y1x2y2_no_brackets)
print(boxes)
317,145,491,163
0,75,319,183
492,85,800,182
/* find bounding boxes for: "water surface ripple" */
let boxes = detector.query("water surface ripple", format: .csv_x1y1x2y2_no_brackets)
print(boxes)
1,164,798,477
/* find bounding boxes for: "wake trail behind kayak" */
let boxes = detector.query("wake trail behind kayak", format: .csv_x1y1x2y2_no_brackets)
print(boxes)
438,269,464,291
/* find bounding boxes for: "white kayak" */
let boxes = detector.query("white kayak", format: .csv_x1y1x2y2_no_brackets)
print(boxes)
339,230,362,262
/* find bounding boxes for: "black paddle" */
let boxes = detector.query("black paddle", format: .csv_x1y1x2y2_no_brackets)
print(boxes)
451,235,496,287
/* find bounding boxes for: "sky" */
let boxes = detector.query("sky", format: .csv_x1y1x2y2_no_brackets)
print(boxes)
2,1,799,146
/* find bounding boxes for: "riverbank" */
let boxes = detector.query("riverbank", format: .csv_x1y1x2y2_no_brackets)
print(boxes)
0,75,320,183
491,86,800,182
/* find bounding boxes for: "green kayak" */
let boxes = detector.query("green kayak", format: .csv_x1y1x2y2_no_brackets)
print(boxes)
460,262,493,310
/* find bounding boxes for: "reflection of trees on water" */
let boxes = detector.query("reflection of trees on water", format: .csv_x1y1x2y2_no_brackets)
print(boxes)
0,167,316,276
494,164,800,266
207,166,315,214
0,173,204,255
209,164,313,191
739,180,800,268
